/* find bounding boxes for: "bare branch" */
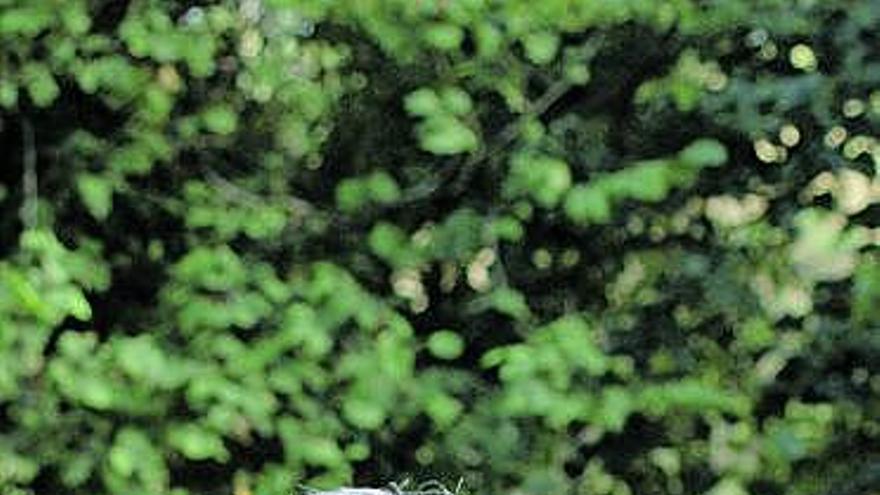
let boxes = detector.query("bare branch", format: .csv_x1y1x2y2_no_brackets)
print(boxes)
20,118,38,230
203,166,317,222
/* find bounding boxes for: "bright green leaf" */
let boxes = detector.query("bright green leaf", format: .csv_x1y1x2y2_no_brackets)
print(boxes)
76,173,113,220
418,116,479,155
167,424,229,462
202,105,238,135
427,330,465,360
524,31,559,65
404,88,442,116
679,138,728,167
565,185,611,224
423,23,464,51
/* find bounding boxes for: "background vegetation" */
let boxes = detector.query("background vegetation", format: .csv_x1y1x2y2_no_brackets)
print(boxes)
1,0,879,494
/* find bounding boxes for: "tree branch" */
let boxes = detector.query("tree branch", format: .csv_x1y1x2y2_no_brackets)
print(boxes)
20,118,38,230
202,166,318,224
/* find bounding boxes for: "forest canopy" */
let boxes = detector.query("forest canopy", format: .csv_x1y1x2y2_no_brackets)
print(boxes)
1,1,879,495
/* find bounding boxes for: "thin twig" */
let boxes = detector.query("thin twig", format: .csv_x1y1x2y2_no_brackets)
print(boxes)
20,118,38,230
203,166,316,221
203,167,264,207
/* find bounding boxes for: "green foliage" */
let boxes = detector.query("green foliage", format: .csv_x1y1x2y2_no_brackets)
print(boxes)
1,1,879,495
427,330,465,360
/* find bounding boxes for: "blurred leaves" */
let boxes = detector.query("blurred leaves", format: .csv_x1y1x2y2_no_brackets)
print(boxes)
0,1,878,495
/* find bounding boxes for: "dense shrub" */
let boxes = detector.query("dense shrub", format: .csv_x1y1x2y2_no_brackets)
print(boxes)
1,1,879,494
